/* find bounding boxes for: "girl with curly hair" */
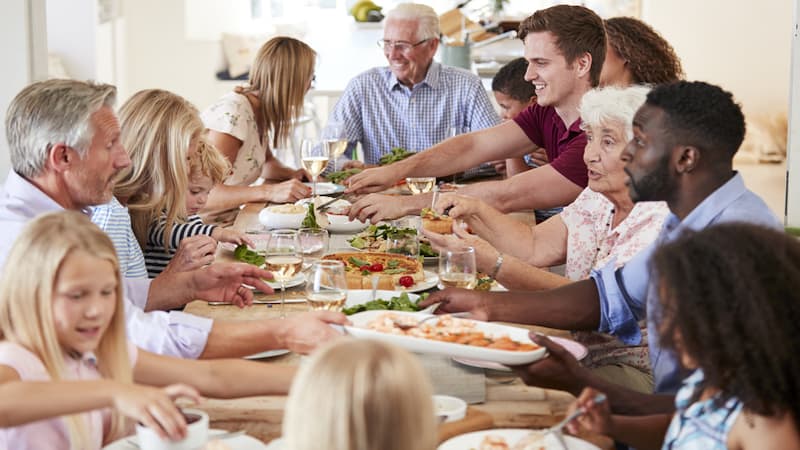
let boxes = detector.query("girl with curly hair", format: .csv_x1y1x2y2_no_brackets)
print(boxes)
563,223,800,449
601,17,684,87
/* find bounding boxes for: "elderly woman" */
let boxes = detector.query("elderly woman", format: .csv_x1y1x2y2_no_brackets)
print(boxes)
202,36,316,224
427,85,669,392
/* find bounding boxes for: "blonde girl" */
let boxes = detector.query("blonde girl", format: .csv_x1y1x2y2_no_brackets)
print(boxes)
283,339,437,450
0,211,295,449
202,36,317,223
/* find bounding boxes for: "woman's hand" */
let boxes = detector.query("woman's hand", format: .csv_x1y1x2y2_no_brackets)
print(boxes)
211,228,254,247
111,383,202,441
422,227,498,274
564,387,614,436
262,179,311,203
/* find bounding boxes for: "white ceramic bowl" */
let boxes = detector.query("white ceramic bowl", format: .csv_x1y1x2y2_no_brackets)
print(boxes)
433,395,467,423
259,204,307,229
135,408,208,450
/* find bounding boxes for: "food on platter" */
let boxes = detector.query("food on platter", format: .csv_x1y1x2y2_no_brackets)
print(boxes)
342,292,428,315
259,204,308,229
267,204,306,214
475,274,494,291
326,168,362,184
476,431,564,450
322,252,424,289
421,207,454,234
379,147,415,166
233,244,264,267
366,313,540,351
301,202,325,229
348,223,438,257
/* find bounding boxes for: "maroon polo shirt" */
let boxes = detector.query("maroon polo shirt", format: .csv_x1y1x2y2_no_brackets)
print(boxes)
513,104,588,188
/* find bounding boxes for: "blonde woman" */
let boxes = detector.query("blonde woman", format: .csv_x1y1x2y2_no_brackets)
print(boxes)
0,211,296,449
282,339,437,450
202,36,316,224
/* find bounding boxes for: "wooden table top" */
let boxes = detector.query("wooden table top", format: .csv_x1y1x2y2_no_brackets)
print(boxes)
184,201,613,449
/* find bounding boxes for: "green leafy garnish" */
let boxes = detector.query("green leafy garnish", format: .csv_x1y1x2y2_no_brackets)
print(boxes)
342,292,429,315
420,242,437,257
233,244,265,267
349,236,367,249
301,204,320,230
348,256,371,267
379,147,415,166
327,168,362,184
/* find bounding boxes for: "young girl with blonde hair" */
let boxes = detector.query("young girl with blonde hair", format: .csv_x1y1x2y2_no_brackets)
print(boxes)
202,36,317,223
282,339,437,450
0,211,295,449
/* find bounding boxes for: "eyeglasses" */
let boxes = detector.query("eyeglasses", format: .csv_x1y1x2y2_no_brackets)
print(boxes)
377,38,430,53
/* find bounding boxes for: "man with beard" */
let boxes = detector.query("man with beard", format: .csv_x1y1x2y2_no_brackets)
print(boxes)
420,81,781,415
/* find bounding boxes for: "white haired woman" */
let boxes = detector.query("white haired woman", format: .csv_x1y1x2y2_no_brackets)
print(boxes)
426,85,669,393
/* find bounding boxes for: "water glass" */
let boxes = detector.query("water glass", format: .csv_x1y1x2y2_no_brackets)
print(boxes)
298,227,329,268
438,247,477,290
305,260,348,312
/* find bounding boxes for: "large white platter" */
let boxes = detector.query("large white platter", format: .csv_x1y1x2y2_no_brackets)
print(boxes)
104,428,269,449
344,310,548,365
437,428,600,450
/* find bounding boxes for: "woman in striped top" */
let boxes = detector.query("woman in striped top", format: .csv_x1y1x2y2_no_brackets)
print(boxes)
145,139,252,278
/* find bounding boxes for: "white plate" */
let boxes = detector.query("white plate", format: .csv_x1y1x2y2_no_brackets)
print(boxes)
453,336,589,372
344,310,547,365
245,349,291,360
326,213,369,233
405,270,438,293
306,182,345,195
265,273,306,290
437,428,601,450
103,428,269,449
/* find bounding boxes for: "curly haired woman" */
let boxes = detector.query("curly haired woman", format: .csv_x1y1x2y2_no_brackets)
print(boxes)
601,17,684,86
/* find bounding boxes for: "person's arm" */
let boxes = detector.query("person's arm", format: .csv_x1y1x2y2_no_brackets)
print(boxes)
457,164,582,213
730,409,800,450
134,349,296,398
346,120,532,193
505,157,532,177
260,150,308,182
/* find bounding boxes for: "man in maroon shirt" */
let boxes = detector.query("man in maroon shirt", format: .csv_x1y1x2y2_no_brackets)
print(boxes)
346,5,605,223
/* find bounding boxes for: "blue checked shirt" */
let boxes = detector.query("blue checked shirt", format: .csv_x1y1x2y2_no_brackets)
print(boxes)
590,173,781,394
330,62,500,165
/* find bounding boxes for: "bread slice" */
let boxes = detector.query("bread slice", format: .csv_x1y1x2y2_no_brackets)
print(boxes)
322,252,424,289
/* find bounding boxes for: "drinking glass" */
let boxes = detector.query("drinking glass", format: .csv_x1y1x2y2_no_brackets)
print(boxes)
305,260,348,312
386,219,420,257
301,139,330,199
265,229,302,318
405,176,436,195
438,247,477,290
321,120,348,172
298,227,329,269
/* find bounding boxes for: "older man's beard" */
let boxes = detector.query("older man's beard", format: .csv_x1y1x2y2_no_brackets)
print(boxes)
626,154,673,203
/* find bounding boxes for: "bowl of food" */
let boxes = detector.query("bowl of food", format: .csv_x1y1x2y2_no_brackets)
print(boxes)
258,204,308,229
135,409,208,450
433,395,467,423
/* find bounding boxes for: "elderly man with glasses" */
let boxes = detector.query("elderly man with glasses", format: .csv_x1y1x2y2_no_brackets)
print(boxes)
328,3,499,168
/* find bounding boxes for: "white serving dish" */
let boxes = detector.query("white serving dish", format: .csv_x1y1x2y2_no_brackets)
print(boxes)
344,310,547,365
433,395,467,423
438,428,600,450
326,212,369,233
258,204,307,229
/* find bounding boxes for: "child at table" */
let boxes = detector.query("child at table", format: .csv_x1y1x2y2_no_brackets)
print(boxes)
143,139,252,277
563,223,800,449
282,339,437,450
0,211,296,449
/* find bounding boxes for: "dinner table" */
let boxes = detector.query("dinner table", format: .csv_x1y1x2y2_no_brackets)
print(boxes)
184,199,614,450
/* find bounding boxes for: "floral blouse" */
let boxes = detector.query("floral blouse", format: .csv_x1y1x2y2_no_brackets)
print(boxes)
201,91,267,187
559,187,669,372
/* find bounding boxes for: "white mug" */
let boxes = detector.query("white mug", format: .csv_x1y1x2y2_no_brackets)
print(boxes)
135,408,209,450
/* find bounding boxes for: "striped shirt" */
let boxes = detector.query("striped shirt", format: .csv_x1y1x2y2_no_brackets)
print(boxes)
330,62,500,165
90,197,148,279
145,214,217,278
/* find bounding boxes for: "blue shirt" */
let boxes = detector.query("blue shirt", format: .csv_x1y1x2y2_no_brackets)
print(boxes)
590,173,781,393
90,197,149,279
330,62,500,165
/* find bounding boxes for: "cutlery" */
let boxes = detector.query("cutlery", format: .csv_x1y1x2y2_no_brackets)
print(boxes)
208,298,307,306
316,196,344,212
127,430,246,448
392,312,472,330
545,393,606,450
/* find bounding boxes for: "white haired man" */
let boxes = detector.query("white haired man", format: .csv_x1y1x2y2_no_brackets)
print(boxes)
0,79,345,359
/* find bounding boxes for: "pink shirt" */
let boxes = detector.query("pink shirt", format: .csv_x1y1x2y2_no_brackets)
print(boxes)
0,341,138,450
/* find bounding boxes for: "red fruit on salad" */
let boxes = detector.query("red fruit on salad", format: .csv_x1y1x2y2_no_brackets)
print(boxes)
398,276,414,288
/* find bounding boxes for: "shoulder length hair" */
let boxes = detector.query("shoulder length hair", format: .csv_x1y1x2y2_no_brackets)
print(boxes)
114,89,205,247
242,36,316,149
0,211,131,448
283,339,437,450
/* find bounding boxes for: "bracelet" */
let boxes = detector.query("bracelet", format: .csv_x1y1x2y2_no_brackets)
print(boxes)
489,252,504,280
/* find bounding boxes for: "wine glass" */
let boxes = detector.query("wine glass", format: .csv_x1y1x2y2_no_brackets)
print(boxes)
301,139,330,199
438,247,477,290
305,260,348,312
265,229,302,318
405,177,436,195
298,227,329,269
386,219,420,258
322,120,348,173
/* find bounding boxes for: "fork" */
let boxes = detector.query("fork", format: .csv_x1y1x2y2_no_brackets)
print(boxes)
545,393,607,449
391,312,472,330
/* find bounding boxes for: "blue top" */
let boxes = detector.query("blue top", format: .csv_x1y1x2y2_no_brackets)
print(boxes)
590,173,781,393
330,62,500,165
661,369,742,450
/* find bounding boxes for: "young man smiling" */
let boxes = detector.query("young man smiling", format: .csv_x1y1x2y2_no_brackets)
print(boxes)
346,5,605,223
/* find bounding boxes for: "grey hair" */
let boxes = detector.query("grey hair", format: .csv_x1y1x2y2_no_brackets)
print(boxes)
5,79,117,178
385,3,440,41
579,84,651,141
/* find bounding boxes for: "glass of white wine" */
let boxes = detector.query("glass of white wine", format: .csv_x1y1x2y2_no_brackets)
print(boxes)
305,260,348,312
322,120,348,173
301,139,330,199
298,227,329,269
405,177,436,195
265,229,303,318
438,247,477,290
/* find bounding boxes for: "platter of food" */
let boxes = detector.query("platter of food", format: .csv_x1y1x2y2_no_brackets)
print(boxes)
321,252,426,290
344,311,547,365
437,429,600,450
343,290,435,315
452,336,589,372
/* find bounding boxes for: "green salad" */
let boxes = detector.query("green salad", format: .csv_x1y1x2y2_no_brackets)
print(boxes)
342,292,429,315
233,244,264,267
326,168,362,184
379,147,415,165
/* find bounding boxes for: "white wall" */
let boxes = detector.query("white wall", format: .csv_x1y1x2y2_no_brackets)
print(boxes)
0,0,48,183
787,0,799,227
